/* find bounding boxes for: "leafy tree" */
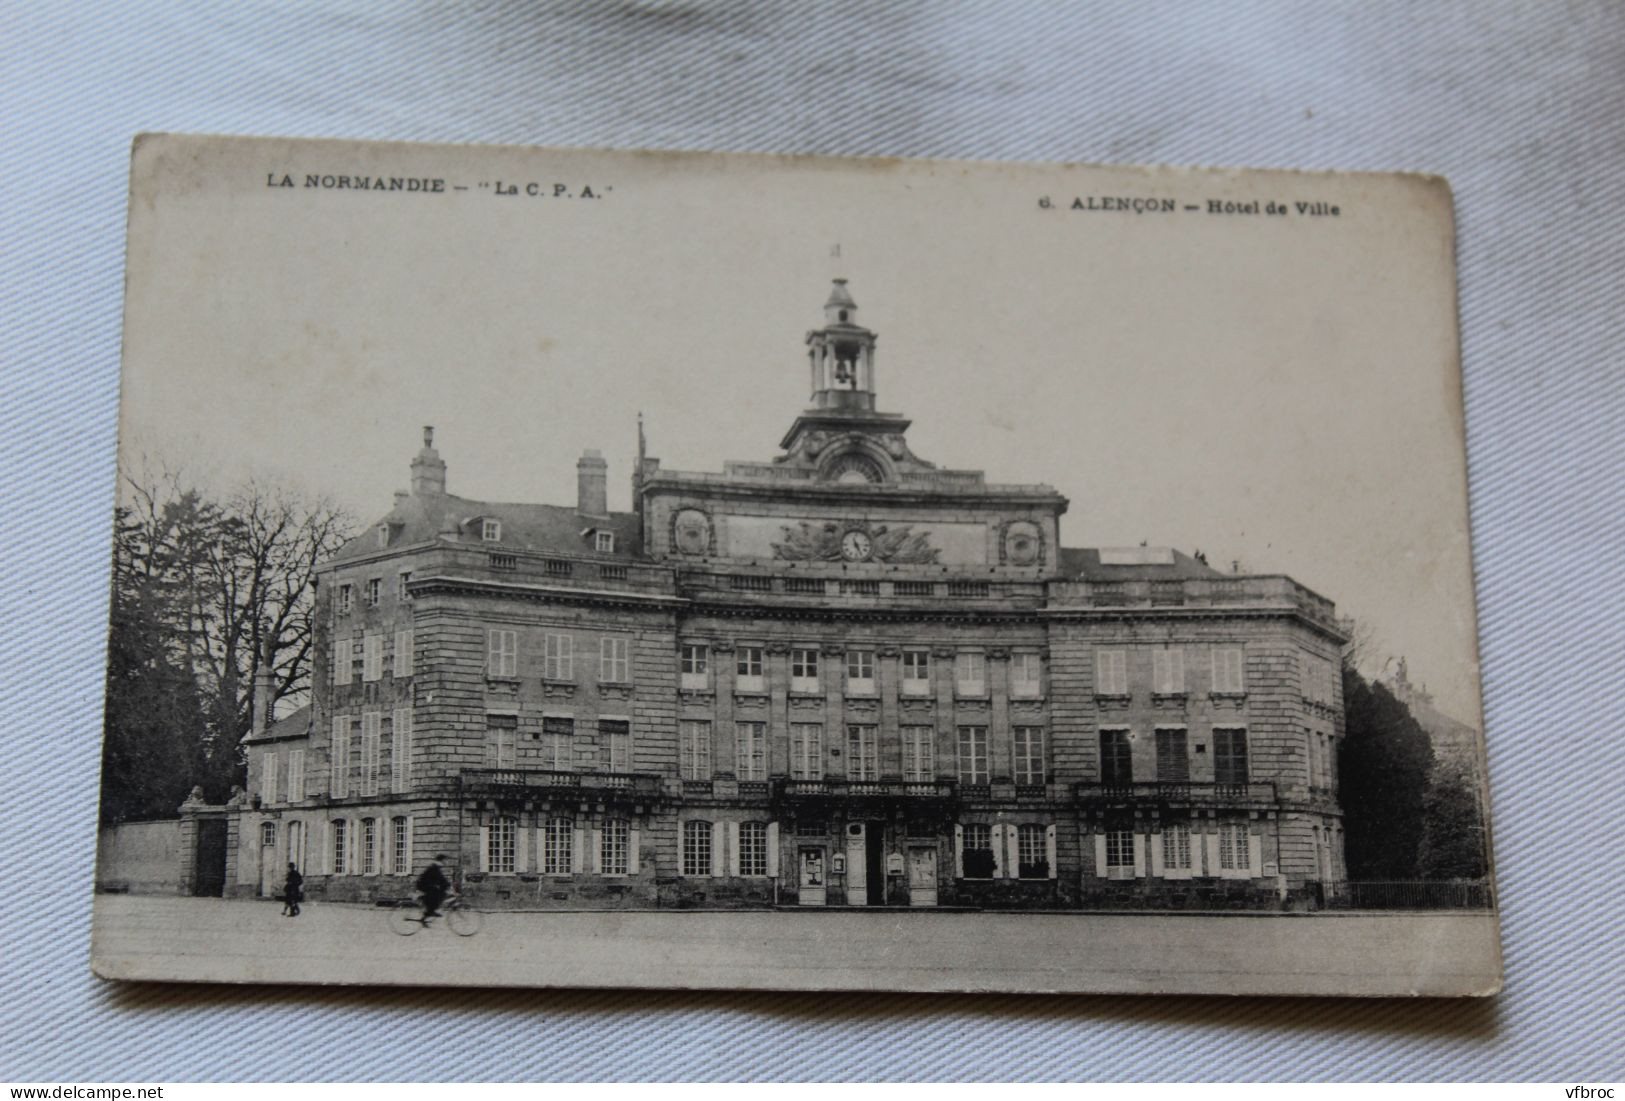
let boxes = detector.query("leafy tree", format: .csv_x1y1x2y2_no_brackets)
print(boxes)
1338,661,1434,880
1419,768,1489,879
100,467,352,820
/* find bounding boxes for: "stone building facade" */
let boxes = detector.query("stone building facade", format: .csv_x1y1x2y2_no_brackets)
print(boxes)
228,280,1348,910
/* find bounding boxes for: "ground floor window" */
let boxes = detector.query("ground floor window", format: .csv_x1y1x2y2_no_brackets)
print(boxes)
259,821,276,848
740,821,769,876
962,823,994,878
1219,822,1250,872
391,816,409,875
1105,828,1134,870
361,818,377,874
286,820,305,872
682,820,712,876
1162,822,1193,872
543,817,573,874
1017,823,1048,878
601,819,630,875
487,816,517,874
330,818,347,875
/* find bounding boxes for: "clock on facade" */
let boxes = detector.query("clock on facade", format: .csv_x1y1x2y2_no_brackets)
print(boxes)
840,529,873,561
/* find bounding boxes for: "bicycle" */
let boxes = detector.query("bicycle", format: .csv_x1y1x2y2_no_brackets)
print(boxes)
388,891,483,937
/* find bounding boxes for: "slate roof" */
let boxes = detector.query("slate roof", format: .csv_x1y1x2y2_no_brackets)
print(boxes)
242,704,312,746
331,491,642,564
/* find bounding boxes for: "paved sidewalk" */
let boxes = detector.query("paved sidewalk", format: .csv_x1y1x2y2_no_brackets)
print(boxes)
91,894,1502,996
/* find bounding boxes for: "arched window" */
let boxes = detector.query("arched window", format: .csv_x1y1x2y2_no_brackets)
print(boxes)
543,817,573,875
360,818,377,875
487,815,517,874
601,819,630,875
390,816,409,875
824,452,883,484
330,819,348,875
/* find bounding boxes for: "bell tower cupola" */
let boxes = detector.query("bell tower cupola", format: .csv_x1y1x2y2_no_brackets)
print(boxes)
805,278,878,412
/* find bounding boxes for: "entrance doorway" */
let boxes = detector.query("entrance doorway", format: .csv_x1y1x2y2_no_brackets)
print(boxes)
257,821,278,897
797,847,826,906
907,845,938,907
865,822,885,906
191,818,227,897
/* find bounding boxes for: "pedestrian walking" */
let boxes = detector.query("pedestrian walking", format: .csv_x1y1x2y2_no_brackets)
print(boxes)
282,862,304,917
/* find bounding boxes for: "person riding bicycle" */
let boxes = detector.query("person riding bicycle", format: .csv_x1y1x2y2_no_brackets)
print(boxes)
414,853,451,925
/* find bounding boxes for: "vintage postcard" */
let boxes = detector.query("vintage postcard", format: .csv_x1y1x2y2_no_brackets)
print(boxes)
92,134,1499,995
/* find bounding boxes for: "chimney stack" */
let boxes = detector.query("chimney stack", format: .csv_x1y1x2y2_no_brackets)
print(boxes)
251,634,274,737
411,425,447,496
577,449,608,516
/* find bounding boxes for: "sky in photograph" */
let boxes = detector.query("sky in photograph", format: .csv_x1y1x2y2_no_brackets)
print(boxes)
119,136,1479,722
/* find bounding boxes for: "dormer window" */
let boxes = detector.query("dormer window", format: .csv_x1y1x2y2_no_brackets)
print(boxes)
376,525,390,548
481,519,502,542
594,531,615,553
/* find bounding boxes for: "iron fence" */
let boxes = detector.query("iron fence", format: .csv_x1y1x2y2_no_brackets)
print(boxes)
1338,879,1495,910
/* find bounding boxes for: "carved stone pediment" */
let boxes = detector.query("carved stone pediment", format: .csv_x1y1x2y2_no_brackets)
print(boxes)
771,520,941,564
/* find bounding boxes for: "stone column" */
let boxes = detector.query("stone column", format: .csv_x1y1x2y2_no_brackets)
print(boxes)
932,646,956,783
712,641,735,779
767,642,792,779
989,647,1012,782
877,646,901,780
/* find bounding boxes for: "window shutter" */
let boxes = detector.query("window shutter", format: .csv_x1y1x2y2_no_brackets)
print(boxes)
478,826,490,873
991,825,1005,879
727,822,741,876
334,639,351,686
331,718,349,799
373,819,386,877
392,708,411,793
1247,832,1262,876
395,629,413,678
404,815,414,875
629,827,642,875
572,827,585,874
262,752,277,805
588,828,602,874
1094,832,1108,877
515,822,530,874
1150,829,1165,878
954,824,965,879
1004,824,1020,878
1132,832,1146,877
710,822,726,877
765,823,779,877
1045,824,1058,879
1204,830,1221,877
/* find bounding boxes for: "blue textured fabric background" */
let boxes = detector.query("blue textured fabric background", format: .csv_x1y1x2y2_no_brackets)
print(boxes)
3,1,1622,1082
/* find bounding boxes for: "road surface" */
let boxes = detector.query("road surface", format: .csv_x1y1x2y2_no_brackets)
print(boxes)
90,895,1502,996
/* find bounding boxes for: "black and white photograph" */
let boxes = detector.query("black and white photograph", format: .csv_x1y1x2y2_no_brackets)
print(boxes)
91,133,1500,996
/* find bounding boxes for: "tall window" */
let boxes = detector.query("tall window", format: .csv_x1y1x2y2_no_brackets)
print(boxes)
845,649,875,693
600,636,630,683
902,726,935,782
1155,728,1189,782
736,722,767,781
739,821,769,876
957,726,989,785
260,751,278,805
287,748,305,802
961,823,994,878
790,723,823,780
333,638,353,686
1012,727,1045,785
365,577,381,607
544,632,574,680
682,820,712,876
901,650,931,695
600,719,631,772
360,712,382,796
543,818,573,874
1096,650,1128,696
391,816,409,875
330,717,351,798
679,644,709,689
1100,729,1132,786
361,818,377,875
790,647,820,693
487,816,516,874
1153,649,1186,695
1017,824,1047,878
1214,727,1249,785
955,651,986,696
1105,827,1134,870
1162,822,1193,872
287,820,305,872
487,629,517,678
736,645,765,691
391,708,412,793
680,720,712,780
1212,647,1245,694
362,633,384,682
601,819,630,875
1219,822,1250,872
330,818,348,875
542,715,574,770
337,584,353,615
1010,652,1042,697
393,629,414,678
398,571,412,600
846,725,879,781
487,715,517,769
